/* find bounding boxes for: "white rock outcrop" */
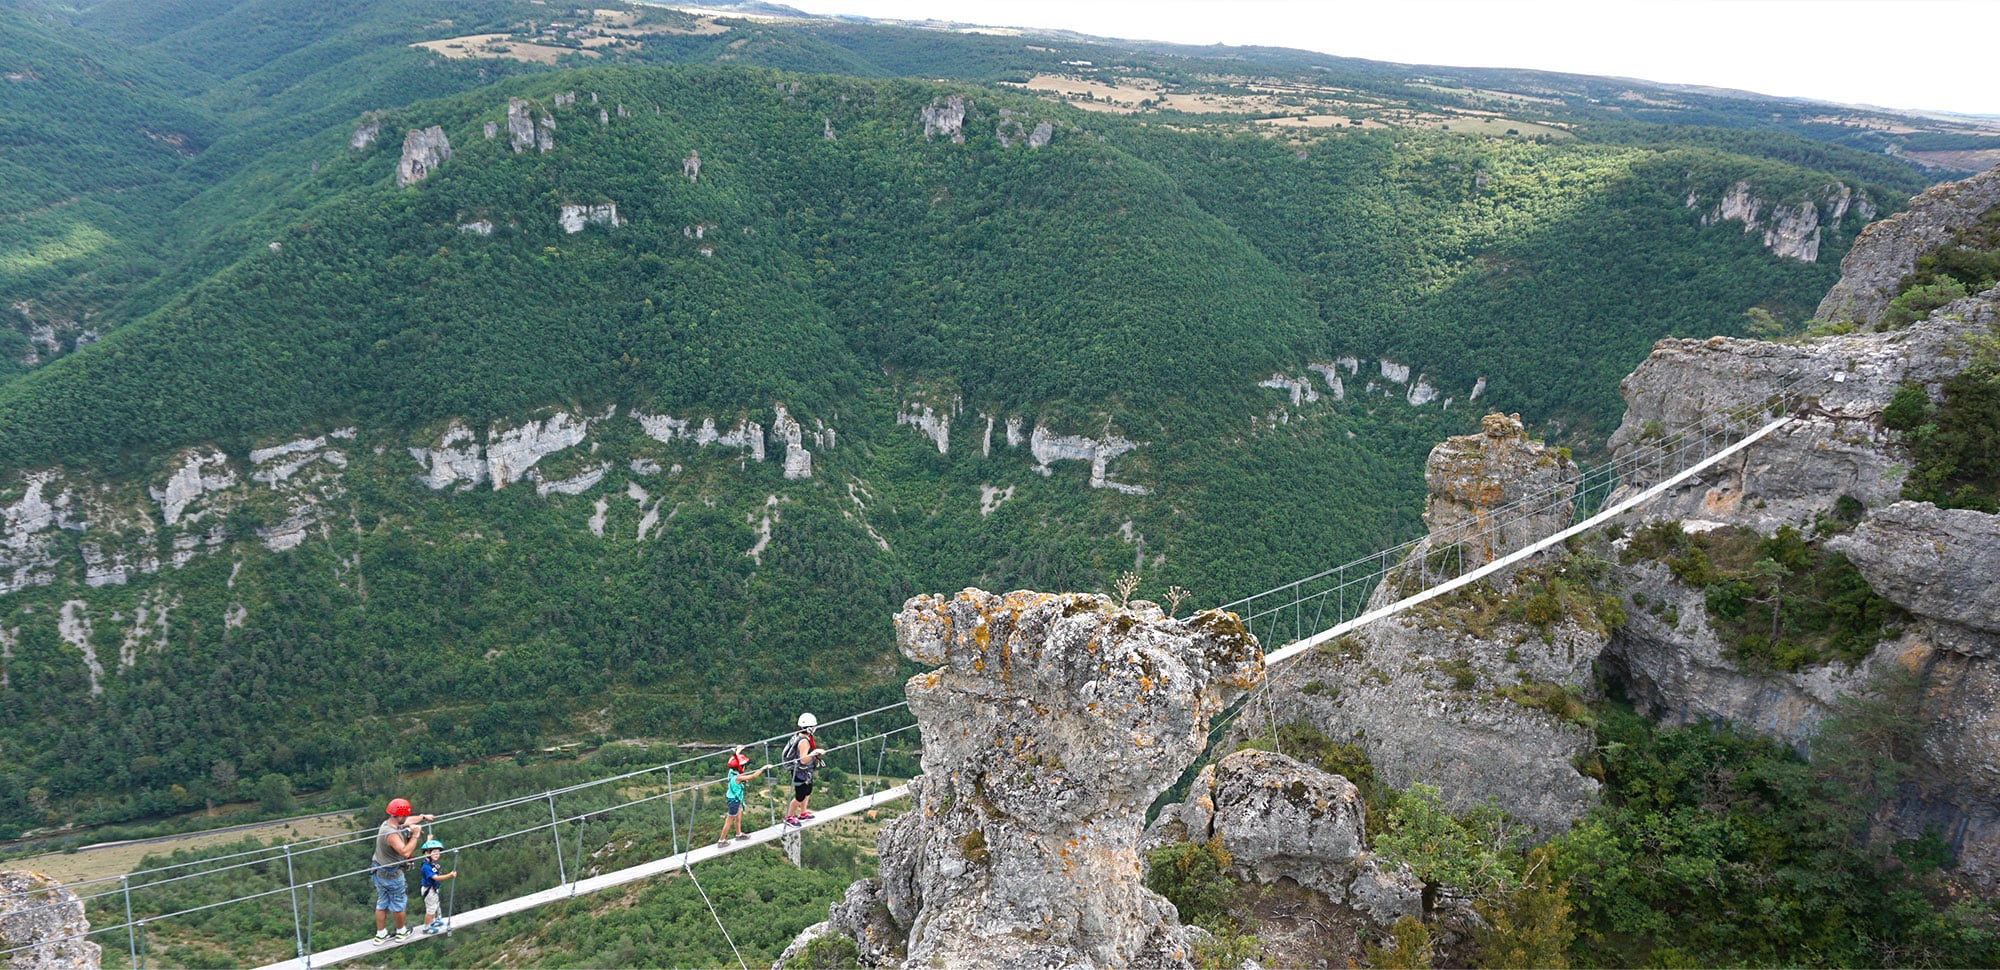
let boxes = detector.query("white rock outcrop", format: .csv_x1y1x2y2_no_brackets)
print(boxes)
3,471,77,595
394,126,452,187
1030,424,1149,494
409,421,487,490
634,412,766,463
536,463,608,497
1306,362,1347,400
506,97,554,154
558,203,620,233
770,406,813,479
920,95,966,143
896,403,950,455
486,413,589,489
151,449,236,527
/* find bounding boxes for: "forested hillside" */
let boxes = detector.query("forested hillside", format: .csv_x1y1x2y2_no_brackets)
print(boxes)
0,0,1946,842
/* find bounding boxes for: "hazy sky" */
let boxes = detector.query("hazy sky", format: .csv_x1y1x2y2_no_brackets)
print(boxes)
775,0,2000,117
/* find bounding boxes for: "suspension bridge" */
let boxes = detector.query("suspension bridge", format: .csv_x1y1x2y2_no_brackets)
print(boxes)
1,372,1829,969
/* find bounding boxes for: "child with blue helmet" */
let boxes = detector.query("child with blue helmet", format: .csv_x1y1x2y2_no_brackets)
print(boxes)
417,839,458,933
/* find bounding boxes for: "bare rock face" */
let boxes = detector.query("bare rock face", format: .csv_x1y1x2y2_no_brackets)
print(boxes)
994,109,1052,149
895,402,949,455
1030,424,1148,495
1605,307,1996,534
1419,412,1577,565
770,406,813,480
1816,165,2000,326
1695,179,1857,262
394,126,451,187
920,96,966,143
0,871,101,970
349,115,380,150
812,589,1263,968
557,203,620,233
1832,502,2000,656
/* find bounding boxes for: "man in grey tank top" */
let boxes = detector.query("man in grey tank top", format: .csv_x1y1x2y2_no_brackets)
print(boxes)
370,797,434,944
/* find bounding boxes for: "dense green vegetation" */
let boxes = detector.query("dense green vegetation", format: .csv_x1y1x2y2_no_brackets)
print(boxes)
1174,710,2000,969
1622,520,1904,671
0,5,1992,964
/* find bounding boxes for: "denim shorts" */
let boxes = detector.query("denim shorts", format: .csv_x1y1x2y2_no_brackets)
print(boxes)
725,797,743,817
372,868,407,913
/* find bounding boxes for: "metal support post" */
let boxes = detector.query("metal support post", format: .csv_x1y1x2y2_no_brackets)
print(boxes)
573,814,586,894
284,845,306,959
122,876,137,969
547,794,568,886
667,765,679,857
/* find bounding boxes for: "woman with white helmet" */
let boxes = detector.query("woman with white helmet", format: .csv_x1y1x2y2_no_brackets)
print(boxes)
782,712,827,826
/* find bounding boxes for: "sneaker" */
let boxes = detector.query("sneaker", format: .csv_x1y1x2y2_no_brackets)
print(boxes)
423,925,440,935
429,919,445,931
735,833,751,841
372,930,389,946
718,836,730,845
784,815,800,826
797,811,816,820
393,927,411,941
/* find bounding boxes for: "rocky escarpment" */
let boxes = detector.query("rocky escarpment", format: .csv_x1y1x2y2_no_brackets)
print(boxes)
785,589,1264,968
394,126,451,187
1258,356,1487,418
1605,308,1996,534
1259,414,1604,837
1830,503,2000,882
1689,178,1873,263
1601,165,2000,887
0,871,100,970
1816,164,2000,326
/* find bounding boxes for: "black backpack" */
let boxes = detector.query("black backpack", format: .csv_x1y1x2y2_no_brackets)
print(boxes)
782,732,815,781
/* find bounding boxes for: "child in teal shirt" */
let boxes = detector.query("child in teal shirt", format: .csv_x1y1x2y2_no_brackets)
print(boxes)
717,747,769,844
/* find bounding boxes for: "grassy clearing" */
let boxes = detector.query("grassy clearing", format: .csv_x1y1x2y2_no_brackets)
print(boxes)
15,815,356,886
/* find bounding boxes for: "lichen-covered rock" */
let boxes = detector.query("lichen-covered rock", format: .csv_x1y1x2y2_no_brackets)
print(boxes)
1153,750,1368,899
805,589,1263,968
773,879,905,969
394,126,451,187
0,871,101,970
1417,412,1576,566
1816,165,2000,326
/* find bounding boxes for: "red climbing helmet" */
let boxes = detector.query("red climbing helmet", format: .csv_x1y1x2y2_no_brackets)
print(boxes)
386,798,413,817
727,753,749,770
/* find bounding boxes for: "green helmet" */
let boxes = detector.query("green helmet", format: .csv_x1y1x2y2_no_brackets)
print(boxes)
421,839,444,850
